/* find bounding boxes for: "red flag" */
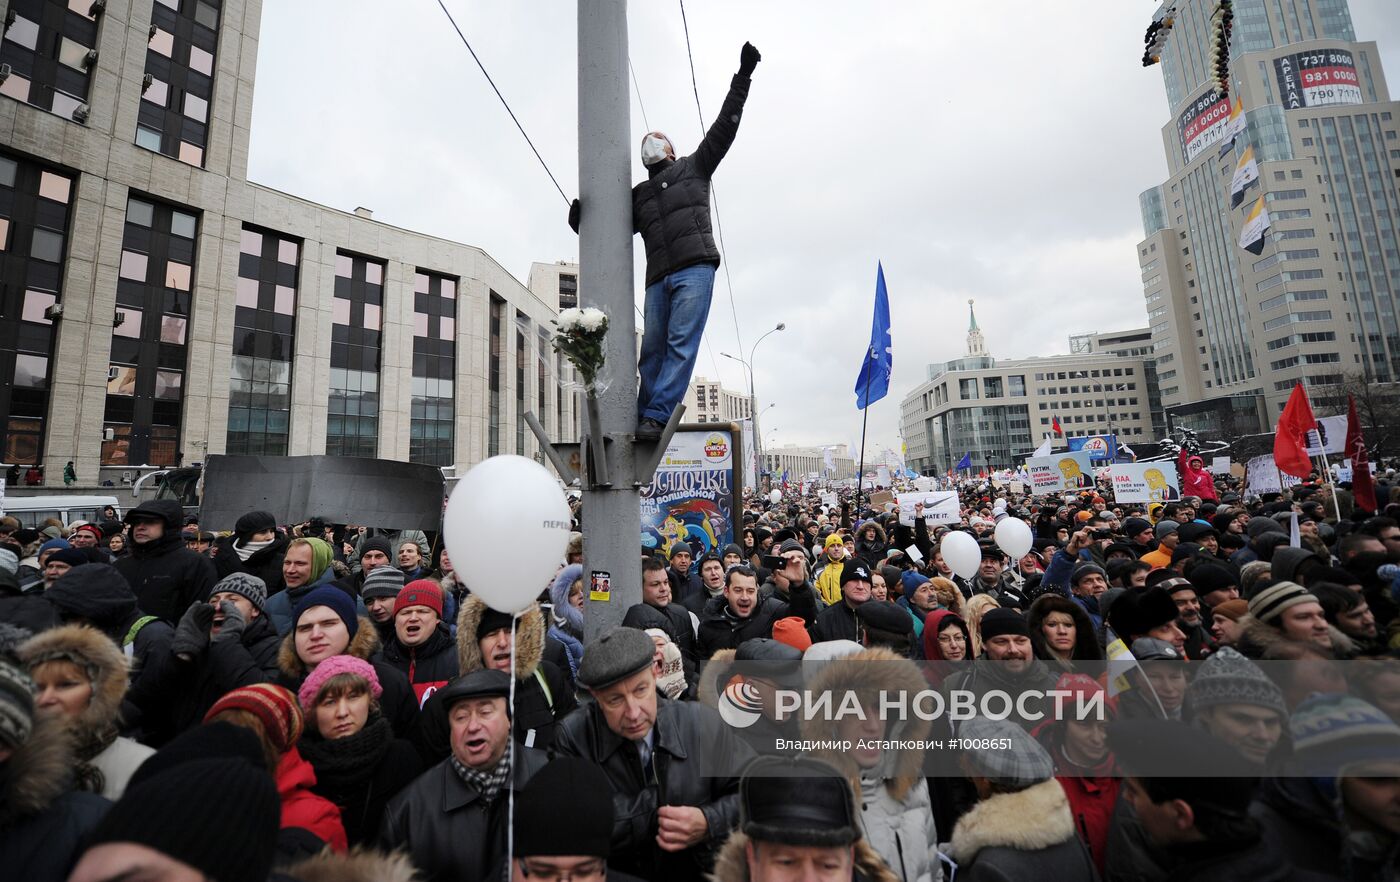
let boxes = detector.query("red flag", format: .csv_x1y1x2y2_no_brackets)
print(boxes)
1052,416,1063,437
1274,383,1316,478
1347,395,1377,513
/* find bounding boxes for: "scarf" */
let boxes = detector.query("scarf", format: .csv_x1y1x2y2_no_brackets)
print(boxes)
451,747,512,804
298,715,393,790
235,537,275,562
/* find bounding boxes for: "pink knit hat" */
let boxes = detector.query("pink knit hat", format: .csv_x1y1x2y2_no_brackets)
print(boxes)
296,654,382,712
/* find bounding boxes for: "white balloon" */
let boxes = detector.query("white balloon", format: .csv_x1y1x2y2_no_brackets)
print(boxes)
769,489,782,504
994,517,1034,560
443,455,572,614
940,530,981,579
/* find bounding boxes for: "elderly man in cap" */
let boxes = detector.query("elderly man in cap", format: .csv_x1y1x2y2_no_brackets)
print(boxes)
381,669,546,882
809,559,878,644
948,716,1098,881
511,757,647,882
711,756,898,882
554,627,753,882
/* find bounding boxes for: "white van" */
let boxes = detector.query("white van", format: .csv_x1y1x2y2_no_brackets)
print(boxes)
2,495,122,529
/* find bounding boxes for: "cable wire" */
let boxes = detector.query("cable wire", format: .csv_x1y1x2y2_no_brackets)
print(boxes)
629,56,651,132
434,0,569,205
677,0,745,360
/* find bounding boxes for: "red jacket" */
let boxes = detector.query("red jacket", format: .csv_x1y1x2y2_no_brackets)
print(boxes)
276,747,348,852
1178,448,1218,502
1056,765,1119,876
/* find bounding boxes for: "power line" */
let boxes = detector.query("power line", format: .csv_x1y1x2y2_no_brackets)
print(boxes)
434,0,569,205
677,0,745,361
628,56,651,132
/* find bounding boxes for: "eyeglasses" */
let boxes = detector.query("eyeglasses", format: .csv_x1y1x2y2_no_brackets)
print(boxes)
518,860,607,882
937,633,966,645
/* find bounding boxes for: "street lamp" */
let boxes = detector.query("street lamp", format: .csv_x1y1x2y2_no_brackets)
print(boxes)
722,321,785,484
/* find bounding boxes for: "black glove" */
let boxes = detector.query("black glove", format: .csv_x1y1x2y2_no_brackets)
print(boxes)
739,42,761,77
172,602,215,660
568,198,581,234
210,600,247,644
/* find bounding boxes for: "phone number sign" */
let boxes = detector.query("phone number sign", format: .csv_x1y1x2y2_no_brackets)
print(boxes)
1275,48,1363,109
1176,87,1232,164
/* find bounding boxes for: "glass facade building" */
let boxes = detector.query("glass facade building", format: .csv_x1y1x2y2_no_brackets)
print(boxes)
0,0,99,122
227,226,298,455
327,252,383,458
137,0,220,166
409,269,456,466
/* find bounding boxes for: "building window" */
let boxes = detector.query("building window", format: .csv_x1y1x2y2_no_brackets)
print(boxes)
0,152,73,466
558,273,578,310
488,294,503,456
516,311,529,455
103,194,198,466
410,269,457,466
226,226,298,456
137,0,221,166
0,0,98,121
326,252,384,458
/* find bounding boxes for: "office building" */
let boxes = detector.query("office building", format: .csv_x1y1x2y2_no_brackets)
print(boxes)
1136,0,1400,436
900,303,1161,474
689,376,753,424
0,0,576,486
763,444,856,482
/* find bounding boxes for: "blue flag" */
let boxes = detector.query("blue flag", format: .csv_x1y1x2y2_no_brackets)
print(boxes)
955,452,972,470
854,263,893,409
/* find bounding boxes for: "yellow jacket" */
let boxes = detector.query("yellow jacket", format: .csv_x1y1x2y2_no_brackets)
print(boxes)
815,558,846,606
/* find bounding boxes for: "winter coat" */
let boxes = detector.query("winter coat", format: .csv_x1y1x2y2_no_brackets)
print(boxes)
632,73,751,287
814,555,846,606
856,522,889,560
0,716,110,881
947,779,1098,882
1251,775,1375,880
278,848,420,882
277,746,348,853
546,619,583,680
379,747,548,882
1031,728,1119,877
113,500,217,622
801,648,940,882
623,599,698,666
0,568,58,633
89,736,155,800
1179,449,1219,502
553,697,754,882
134,610,282,736
810,597,865,643
277,618,419,737
710,831,901,882
942,659,1061,731
379,623,459,707
1234,614,1356,660
412,598,578,762
301,717,422,847
1027,594,1104,665
695,589,815,660
212,532,289,595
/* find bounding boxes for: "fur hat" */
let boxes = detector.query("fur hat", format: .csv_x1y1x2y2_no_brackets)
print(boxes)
740,756,862,847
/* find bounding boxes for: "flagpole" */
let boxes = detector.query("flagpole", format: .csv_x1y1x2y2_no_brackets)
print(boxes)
856,351,872,515
1299,384,1344,522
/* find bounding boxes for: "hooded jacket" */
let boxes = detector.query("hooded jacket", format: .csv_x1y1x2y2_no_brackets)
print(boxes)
553,697,753,882
266,539,357,636
276,746,348,853
277,618,419,737
411,598,577,763
801,648,941,882
710,831,900,882
18,624,154,800
947,779,1098,882
0,715,110,880
921,609,972,687
113,499,217,622
632,73,751,287
1179,448,1219,502
1027,593,1105,666
212,531,289,595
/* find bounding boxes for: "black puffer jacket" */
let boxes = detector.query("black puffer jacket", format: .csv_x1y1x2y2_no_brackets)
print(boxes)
553,698,753,882
212,533,288,596
378,747,547,882
379,623,459,709
632,73,751,287
113,500,217,622
694,589,815,660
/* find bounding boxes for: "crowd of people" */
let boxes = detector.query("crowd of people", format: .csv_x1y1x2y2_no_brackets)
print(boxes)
1,460,1400,881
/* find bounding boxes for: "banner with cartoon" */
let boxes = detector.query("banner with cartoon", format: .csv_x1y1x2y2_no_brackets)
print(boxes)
1025,451,1096,492
642,425,743,569
1111,462,1182,504
1067,434,1118,462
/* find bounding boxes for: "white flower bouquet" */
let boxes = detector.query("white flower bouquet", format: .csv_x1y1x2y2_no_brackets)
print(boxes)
553,307,609,394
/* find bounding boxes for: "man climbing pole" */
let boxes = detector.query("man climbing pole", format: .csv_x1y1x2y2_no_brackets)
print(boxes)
571,41,760,439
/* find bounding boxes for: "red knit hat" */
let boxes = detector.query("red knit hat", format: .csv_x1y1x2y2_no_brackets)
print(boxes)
394,579,444,619
771,616,812,652
204,683,303,753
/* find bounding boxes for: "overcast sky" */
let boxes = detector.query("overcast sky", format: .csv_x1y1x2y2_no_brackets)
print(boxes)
248,1,1399,460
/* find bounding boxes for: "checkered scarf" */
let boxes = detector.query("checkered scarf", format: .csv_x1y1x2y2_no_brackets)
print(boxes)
450,747,512,803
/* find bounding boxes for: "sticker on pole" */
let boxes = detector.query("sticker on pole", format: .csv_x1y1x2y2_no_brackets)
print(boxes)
589,570,612,603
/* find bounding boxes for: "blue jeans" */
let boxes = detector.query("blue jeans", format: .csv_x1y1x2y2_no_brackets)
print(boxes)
638,263,715,422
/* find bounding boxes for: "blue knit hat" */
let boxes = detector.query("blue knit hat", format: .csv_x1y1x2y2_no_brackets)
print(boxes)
292,585,358,637
1291,693,1400,778
39,538,70,555
900,570,931,601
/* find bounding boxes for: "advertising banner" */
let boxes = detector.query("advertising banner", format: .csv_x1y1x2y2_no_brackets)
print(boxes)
1275,47,1363,109
641,427,742,563
1026,452,1096,493
895,490,961,526
1111,462,1182,504
1067,434,1118,462
1176,87,1232,164
1245,454,1304,496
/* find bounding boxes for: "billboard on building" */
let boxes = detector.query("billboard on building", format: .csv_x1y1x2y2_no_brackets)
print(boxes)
1068,434,1118,462
641,426,743,564
1274,48,1363,109
1176,87,1232,164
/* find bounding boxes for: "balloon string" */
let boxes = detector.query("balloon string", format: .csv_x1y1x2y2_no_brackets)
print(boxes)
508,611,518,882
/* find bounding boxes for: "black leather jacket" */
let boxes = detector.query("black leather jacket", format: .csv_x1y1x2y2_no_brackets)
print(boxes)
553,698,754,882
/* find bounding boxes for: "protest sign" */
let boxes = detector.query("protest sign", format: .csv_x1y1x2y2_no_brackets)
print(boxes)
1111,462,1182,504
1026,451,1095,492
895,490,961,526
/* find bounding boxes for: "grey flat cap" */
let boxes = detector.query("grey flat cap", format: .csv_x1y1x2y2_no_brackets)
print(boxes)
578,627,655,690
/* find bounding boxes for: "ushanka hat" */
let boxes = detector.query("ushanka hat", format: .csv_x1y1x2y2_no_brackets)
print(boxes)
740,756,861,846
